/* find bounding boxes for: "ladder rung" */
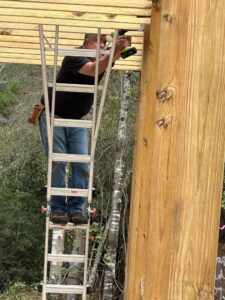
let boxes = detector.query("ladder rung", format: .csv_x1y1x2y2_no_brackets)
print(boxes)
45,284,83,294
54,118,93,128
50,187,88,197
47,254,85,263
49,222,87,230
54,83,103,93
52,153,90,163
48,82,103,93
55,83,95,93
45,47,110,57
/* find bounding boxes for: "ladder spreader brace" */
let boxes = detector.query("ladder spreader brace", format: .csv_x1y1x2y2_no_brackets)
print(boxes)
39,25,118,300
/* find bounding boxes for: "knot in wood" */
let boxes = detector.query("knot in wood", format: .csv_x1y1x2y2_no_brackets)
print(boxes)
152,0,160,9
198,285,213,299
156,88,172,102
157,115,172,129
143,137,148,147
108,14,116,19
163,14,173,23
0,30,10,35
72,11,85,17
157,118,165,127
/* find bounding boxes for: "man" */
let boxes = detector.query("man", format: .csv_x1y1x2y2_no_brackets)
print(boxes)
39,33,130,225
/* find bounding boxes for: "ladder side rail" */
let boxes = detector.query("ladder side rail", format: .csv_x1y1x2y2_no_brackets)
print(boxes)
83,221,90,299
39,25,54,205
87,28,101,205
82,28,102,300
43,34,53,49
39,25,52,154
48,25,65,292
39,24,52,300
93,29,118,152
50,25,59,142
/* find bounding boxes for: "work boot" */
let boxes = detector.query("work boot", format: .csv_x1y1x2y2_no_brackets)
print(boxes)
50,211,68,224
68,213,88,225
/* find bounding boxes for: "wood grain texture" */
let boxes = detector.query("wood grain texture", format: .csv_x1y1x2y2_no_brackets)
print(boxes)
0,0,151,70
125,22,160,300
0,8,150,24
0,57,141,71
0,35,143,52
0,22,145,36
0,1,151,16
6,0,151,9
0,30,144,44
125,0,225,299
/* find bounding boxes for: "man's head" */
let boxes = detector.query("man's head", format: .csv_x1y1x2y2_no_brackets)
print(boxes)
83,33,107,50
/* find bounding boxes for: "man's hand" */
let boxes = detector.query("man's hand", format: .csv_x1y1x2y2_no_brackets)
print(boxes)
114,35,131,61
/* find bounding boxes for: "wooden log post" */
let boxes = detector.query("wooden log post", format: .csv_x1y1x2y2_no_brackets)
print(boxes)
125,1,225,299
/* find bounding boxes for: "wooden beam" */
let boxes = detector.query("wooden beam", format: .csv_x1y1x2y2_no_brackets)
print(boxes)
125,0,225,299
0,28,144,44
0,47,142,59
0,51,140,62
0,0,150,68
0,51,142,64
0,15,145,30
0,35,143,51
124,24,154,300
8,0,151,9
0,57,141,71
0,22,144,36
0,8,150,25
0,1,151,17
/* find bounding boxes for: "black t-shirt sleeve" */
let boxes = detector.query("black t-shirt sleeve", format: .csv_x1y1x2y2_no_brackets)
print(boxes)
61,56,90,75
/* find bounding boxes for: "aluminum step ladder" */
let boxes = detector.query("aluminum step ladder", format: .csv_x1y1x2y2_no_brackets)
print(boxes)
39,25,118,300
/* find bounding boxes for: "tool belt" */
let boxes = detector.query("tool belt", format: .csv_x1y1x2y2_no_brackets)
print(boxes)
28,103,44,125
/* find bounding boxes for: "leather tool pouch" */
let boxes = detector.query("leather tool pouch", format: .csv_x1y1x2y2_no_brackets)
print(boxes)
28,103,44,125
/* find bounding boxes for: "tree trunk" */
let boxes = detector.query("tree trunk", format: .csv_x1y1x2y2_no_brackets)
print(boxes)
50,229,65,299
49,165,67,298
88,221,109,291
102,71,131,299
66,229,85,300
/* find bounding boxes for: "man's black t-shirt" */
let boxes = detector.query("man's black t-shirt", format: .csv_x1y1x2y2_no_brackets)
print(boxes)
41,55,103,119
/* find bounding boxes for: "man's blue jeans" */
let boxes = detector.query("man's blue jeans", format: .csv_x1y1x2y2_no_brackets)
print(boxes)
39,111,89,213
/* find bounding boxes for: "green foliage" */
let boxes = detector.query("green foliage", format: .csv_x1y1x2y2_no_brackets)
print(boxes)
0,282,40,300
103,254,112,264
0,188,45,290
0,64,46,293
0,82,23,116
90,222,104,243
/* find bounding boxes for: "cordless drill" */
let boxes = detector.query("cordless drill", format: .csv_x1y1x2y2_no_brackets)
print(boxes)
111,29,137,59
118,29,137,59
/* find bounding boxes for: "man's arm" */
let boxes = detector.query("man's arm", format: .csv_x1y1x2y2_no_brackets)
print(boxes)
78,36,130,77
